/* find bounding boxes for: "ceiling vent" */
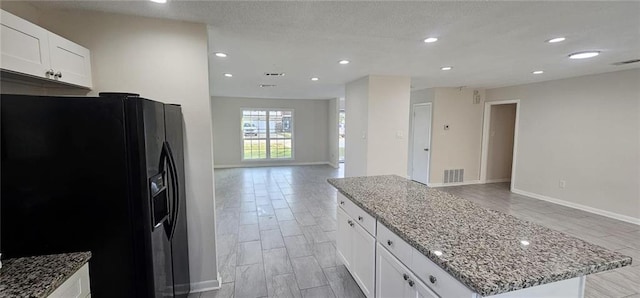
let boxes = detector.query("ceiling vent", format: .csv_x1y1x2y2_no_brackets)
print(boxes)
259,84,277,88
612,59,640,66
264,73,285,77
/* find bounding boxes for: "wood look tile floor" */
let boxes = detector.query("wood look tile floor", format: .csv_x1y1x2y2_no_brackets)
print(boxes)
189,165,639,298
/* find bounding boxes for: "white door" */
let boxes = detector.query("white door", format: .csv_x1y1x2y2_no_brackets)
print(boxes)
411,104,432,184
376,243,411,298
352,223,375,297
336,207,352,269
48,32,92,88
0,10,51,79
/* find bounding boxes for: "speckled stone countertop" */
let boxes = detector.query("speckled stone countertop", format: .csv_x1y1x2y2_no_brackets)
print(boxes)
328,175,632,296
0,252,91,298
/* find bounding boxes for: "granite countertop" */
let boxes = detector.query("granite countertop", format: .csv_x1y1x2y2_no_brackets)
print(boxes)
0,252,91,298
328,175,632,296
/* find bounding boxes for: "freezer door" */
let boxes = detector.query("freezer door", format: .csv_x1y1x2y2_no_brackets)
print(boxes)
141,99,175,298
164,104,190,297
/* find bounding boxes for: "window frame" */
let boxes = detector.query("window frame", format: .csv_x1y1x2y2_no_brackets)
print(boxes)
240,108,295,161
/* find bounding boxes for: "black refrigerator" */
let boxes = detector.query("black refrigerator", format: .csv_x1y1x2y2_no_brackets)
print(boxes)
0,93,190,298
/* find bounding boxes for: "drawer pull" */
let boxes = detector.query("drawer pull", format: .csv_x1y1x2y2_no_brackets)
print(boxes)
387,240,393,246
340,201,345,205
429,275,437,284
403,274,409,280
358,216,363,221
347,220,354,227
408,279,414,287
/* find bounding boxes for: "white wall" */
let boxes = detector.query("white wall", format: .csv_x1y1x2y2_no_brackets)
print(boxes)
487,69,640,222
367,75,411,176
211,96,331,167
486,104,516,181
429,88,485,184
328,98,339,168
1,2,220,289
345,77,369,176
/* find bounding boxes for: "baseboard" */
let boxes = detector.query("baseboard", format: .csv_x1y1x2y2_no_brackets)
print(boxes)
189,273,221,293
484,178,511,183
512,188,640,226
427,180,482,187
214,161,331,169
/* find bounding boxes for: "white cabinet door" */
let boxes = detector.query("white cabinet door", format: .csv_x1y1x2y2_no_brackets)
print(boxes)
48,263,90,298
352,222,376,298
376,243,411,298
411,276,439,298
336,207,352,269
48,32,92,88
0,10,51,79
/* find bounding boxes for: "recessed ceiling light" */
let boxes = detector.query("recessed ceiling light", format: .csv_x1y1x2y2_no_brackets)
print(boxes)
441,66,453,71
338,60,350,65
224,73,233,77
532,70,544,74
424,37,438,43
149,0,167,3
311,77,319,81
547,37,566,43
214,52,227,58
569,51,600,59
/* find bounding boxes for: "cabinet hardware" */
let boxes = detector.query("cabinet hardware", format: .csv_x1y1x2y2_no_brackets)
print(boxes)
429,275,437,284
387,240,393,246
340,201,345,205
347,220,354,227
408,279,414,287
54,71,62,79
403,274,409,280
358,216,363,221
46,69,55,76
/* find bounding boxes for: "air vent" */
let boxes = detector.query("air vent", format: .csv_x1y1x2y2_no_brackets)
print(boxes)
264,73,285,77
612,59,640,66
443,169,464,183
259,84,277,88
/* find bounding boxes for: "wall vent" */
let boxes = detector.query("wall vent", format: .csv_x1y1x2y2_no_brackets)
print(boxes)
612,59,640,66
264,72,286,77
444,169,464,183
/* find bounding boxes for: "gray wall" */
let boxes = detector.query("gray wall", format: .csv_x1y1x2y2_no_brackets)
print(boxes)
211,96,331,167
487,69,640,221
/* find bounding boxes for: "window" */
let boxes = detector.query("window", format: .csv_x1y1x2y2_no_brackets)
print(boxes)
242,109,293,160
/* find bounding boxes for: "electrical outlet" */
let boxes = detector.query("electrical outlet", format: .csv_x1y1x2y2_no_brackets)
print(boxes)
559,180,566,189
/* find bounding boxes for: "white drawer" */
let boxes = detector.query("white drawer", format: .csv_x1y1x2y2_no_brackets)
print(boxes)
376,222,412,266
48,263,91,298
411,249,474,298
337,193,376,236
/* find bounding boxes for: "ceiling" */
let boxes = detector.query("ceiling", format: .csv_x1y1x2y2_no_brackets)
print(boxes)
34,1,640,99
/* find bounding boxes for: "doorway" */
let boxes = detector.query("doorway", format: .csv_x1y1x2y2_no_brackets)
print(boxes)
411,103,432,184
339,109,345,163
480,100,520,190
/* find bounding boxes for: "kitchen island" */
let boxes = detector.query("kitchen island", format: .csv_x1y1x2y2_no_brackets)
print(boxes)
328,175,632,298
0,252,91,298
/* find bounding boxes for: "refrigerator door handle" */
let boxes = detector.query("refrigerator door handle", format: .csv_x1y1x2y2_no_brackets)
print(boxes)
164,141,180,241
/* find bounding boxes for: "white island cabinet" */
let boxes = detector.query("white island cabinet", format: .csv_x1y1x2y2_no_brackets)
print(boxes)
48,263,91,298
336,192,589,298
1,9,92,88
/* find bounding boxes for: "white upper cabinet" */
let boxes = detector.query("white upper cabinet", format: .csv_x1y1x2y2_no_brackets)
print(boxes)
1,10,92,88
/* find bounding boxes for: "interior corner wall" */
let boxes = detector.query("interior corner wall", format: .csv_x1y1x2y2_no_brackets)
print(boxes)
210,96,330,167
345,77,370,177
408,88,435,177
487,69,640,221
429,88,485,184
486,104,516,181
366,75,411,176
1,2,219,288
328,98,340,168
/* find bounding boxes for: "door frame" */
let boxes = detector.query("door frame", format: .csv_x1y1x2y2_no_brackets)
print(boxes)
480,99,520,190
410,102,433,184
